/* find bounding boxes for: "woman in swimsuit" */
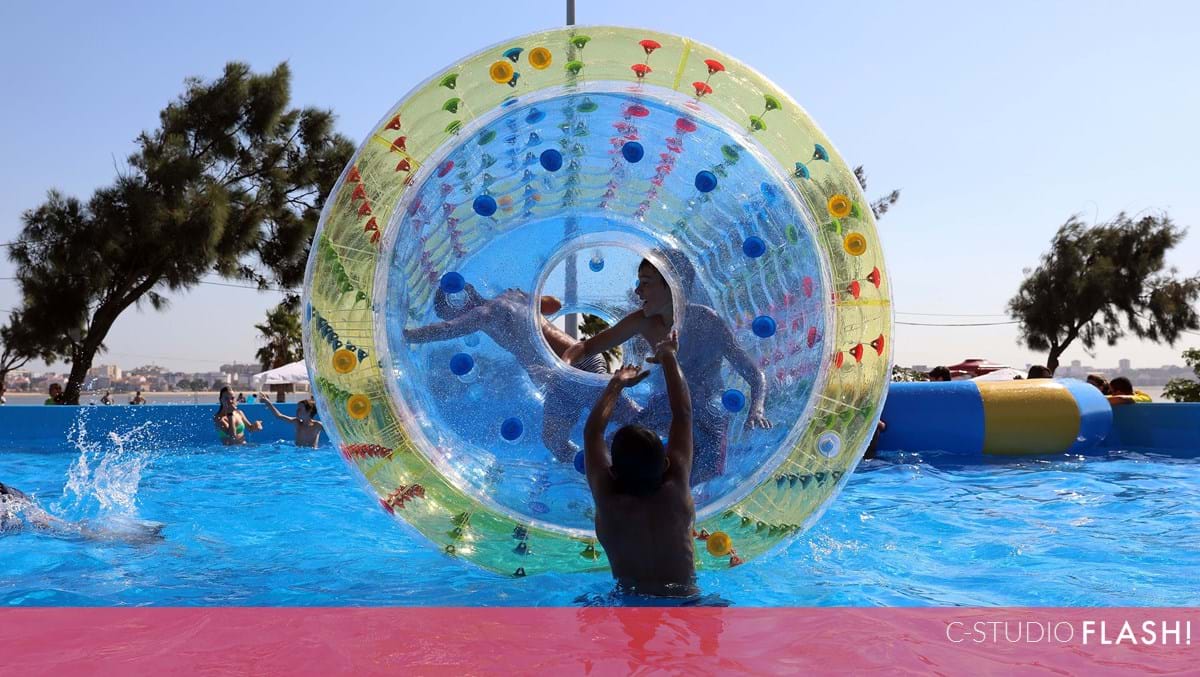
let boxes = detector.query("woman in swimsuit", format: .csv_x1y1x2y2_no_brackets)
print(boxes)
214,386,262,445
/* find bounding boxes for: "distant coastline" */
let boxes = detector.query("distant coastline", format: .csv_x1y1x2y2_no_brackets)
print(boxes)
2,390,310,406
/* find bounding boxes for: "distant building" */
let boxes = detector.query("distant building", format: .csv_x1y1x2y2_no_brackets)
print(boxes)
221,362,260,386
128,364,166,377
87,364,123,381
1119,358,1131,372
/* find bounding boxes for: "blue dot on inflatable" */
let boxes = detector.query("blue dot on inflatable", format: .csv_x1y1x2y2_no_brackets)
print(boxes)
695,170,718,193
439,271,465,294
621,141,644,163
742,236,767,259
525,108,545,124
752,315,777,338
500,417,524,442
817,431,842,459
473,195,497,216
539,148,563,172
574,450,586,474
760,181,779,205
722,389,746,413
449,352,475,376
588,255,605,272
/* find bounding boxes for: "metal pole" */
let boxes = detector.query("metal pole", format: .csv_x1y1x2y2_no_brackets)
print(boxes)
563,0,579,338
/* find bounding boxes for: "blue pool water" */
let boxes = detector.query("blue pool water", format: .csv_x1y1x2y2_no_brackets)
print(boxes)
3,415,1197,606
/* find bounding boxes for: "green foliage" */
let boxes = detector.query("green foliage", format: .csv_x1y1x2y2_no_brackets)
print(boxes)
578,313,621,367
852,166,901,220
1008,213,1200,373
255,301,302,371
1,309,64,387
8,62,353,403
1163,347,1200,402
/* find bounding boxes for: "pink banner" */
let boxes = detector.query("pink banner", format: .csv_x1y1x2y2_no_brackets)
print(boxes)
2,608,1196,673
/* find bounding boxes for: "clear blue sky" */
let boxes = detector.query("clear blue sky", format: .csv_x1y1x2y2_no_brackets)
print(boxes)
2,1,1198,373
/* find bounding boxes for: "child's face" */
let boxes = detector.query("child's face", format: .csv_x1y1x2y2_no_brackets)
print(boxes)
635,265,671,315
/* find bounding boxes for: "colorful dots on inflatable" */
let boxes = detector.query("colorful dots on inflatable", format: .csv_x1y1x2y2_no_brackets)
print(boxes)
304,27,891,575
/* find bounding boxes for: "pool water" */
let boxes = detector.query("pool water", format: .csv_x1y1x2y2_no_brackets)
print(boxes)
3,421,1197,606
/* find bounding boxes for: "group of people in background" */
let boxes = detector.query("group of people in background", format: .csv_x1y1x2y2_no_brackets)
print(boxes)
926,364,1151,404
213,386,323,448
34,386,148,406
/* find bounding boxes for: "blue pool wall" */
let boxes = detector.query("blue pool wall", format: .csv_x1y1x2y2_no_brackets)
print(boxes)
0,397,1195,460
0,404,332,450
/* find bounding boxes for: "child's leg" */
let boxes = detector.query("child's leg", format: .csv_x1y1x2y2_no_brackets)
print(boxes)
689,410,729,485
541,396,580,462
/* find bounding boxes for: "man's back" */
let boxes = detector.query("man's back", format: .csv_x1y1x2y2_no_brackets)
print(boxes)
584,331,696,597
594,476,696,595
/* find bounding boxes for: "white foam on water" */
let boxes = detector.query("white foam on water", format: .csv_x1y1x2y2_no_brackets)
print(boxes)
56,409,160,518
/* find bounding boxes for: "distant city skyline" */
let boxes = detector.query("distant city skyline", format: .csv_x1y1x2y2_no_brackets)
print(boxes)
2,1,1198,374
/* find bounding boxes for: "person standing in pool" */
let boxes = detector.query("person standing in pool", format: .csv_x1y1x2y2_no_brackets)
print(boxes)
44,383,64,405
214,386,262,445
585,331,697,597
563,252,770,484
403,284,637,461
260,395,324,448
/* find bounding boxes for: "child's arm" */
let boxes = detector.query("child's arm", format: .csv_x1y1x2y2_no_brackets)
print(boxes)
562,311,644,364
584,365,651,495
719,318,771,429
657,332,694,481
402,303,490,343
259,395,295,423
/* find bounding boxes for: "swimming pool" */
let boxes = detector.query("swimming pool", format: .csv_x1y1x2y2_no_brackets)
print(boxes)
3,408,1196,606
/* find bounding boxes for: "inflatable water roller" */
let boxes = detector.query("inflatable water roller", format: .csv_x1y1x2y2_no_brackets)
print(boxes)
304,26,892,575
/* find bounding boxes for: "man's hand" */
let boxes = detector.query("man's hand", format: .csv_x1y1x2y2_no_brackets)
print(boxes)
611,364,651,389
646,330,679,364
655,331,678,358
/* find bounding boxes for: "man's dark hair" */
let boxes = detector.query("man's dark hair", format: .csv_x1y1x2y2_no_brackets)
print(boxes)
1027,365,1053,379
928,366,952,382
298,399,318,417
1109,376,1134,395
641,248,695,297
610,424,667,496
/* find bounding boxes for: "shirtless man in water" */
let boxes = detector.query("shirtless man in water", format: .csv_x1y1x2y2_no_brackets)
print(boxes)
585,331,696,597
564,254,770,484
0,481,164,544
404,284,636,461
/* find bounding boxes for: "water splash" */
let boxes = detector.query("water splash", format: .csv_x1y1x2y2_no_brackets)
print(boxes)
57,408,160,518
